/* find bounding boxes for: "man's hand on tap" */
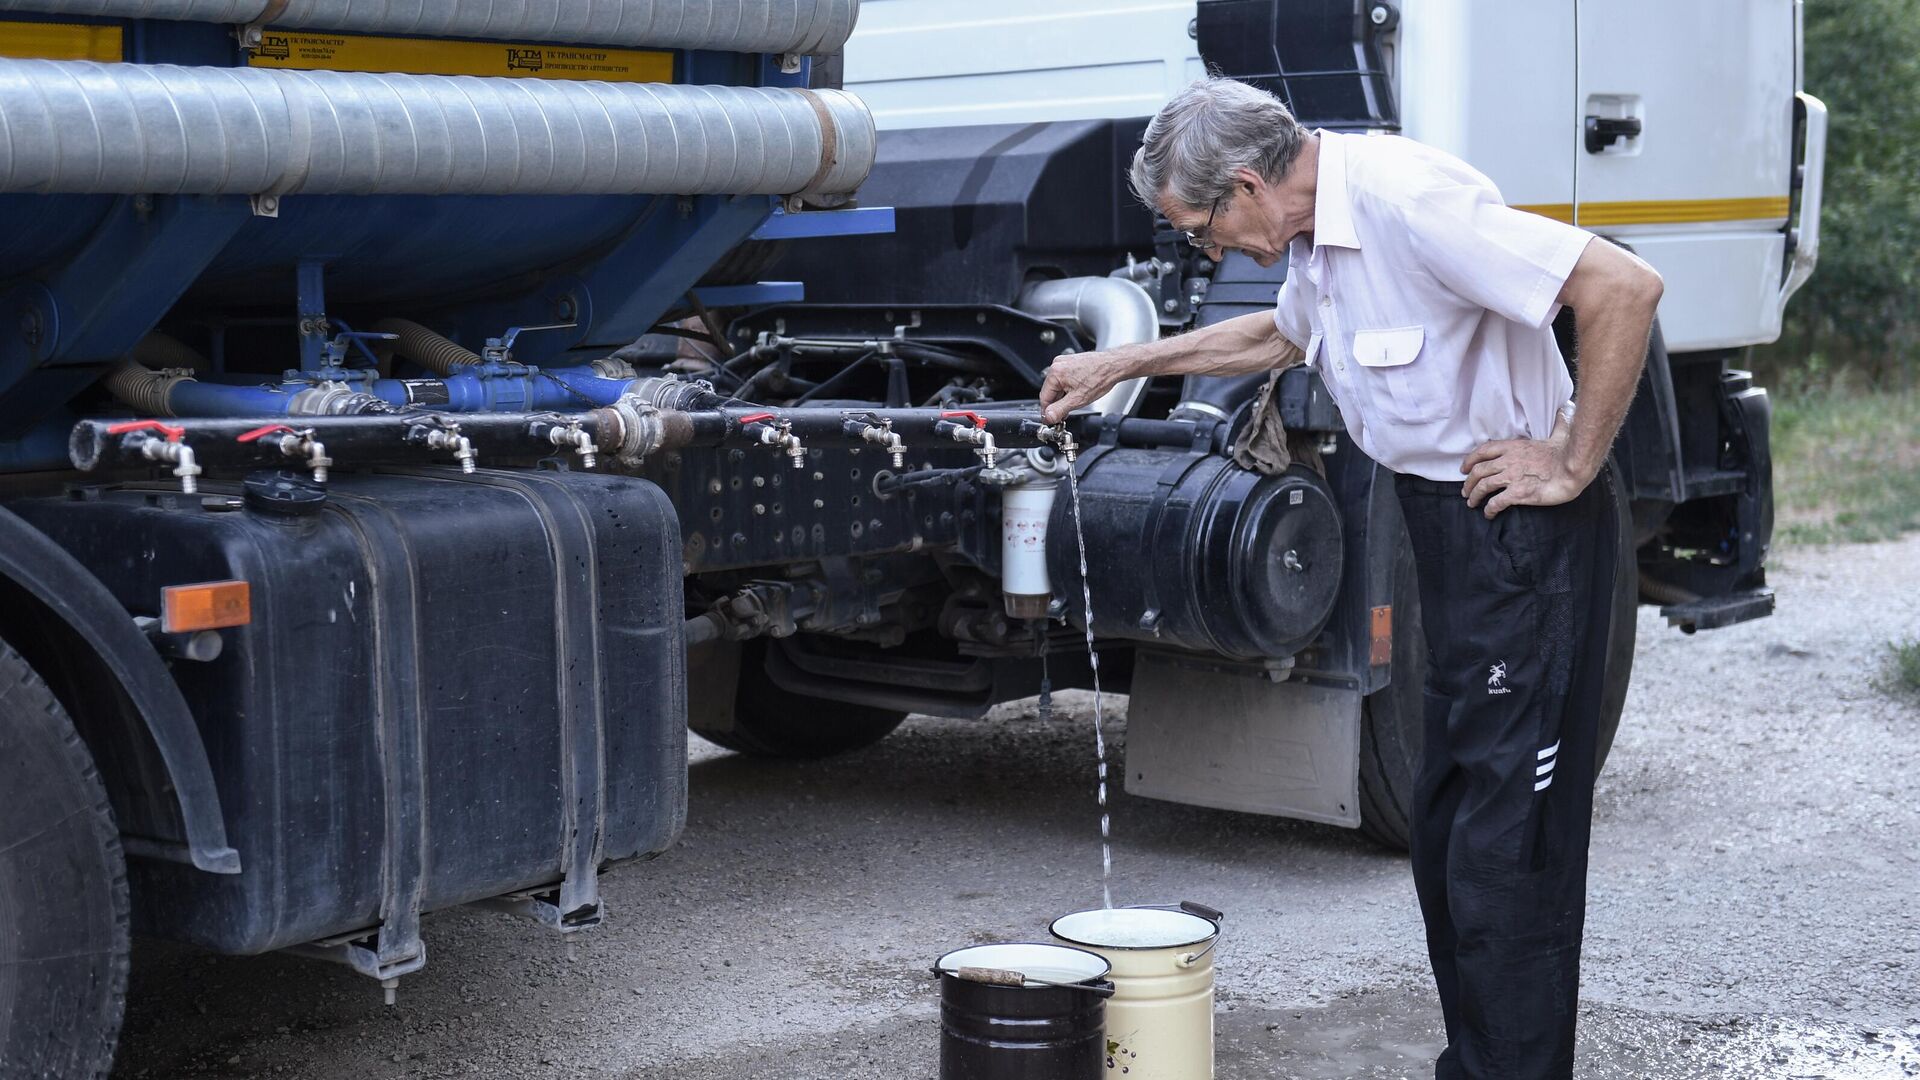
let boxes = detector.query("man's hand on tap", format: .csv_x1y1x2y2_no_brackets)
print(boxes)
1038,311,1306,425
1040,350,1143,424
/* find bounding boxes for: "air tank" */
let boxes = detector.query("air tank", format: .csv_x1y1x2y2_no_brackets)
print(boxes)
1046,451,1342,661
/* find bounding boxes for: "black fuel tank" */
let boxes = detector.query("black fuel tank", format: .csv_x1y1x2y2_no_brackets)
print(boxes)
11,467,686,956
1048,452,1342,661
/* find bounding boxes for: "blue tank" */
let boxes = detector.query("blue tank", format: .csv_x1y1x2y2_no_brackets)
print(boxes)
0,6,881,466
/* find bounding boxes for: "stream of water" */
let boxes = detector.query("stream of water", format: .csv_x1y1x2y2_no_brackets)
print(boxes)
1061,463,1112,910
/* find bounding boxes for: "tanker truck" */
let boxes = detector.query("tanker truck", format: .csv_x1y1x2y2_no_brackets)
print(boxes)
0,0,1821,1074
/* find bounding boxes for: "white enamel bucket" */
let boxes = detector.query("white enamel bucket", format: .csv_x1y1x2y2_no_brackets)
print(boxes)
1048,903,1223,1080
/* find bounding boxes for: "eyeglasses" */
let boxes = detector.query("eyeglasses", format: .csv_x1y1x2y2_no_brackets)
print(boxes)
1182,197,1224,249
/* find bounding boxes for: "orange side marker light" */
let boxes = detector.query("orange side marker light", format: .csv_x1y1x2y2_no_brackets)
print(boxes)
1369,605,1394,666
162,580,252,634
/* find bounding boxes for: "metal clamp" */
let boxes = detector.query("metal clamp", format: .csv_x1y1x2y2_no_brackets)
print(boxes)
287,929,428,1006
473,884,605,934
236,0,294,51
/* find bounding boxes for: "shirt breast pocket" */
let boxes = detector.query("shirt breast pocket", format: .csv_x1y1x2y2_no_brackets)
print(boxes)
1352,326,1451,424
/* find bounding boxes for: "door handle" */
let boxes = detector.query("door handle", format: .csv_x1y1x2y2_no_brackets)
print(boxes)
1585,115,1642,154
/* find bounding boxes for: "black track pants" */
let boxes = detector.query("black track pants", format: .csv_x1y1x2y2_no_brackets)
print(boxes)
1393,470,1619,1080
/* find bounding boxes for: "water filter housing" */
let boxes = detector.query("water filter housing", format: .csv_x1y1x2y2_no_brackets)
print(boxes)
1001,478,1057,619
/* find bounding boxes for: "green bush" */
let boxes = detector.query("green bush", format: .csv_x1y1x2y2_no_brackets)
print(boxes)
1883,638,1920,698
1772,387,1920,543
1757,0,1920,389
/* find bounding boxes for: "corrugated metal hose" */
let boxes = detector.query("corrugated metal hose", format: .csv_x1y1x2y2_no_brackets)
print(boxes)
0,59,876,197
100,332,211,415
372,319,482,377
102,360,192,416
0,0,861,56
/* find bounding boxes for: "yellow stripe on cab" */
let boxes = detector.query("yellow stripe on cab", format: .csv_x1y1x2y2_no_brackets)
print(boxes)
1515,196,1791,227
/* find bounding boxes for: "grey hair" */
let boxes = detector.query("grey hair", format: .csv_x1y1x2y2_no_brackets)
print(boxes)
1128,77,1307,213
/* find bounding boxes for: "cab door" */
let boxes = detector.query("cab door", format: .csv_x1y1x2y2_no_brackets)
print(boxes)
1396,0,1577,217
1574,1,1797,351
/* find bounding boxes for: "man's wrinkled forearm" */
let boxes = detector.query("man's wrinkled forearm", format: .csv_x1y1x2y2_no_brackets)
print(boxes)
1111,310,1303,380
1554,241,1665,486
1562,293,1659,483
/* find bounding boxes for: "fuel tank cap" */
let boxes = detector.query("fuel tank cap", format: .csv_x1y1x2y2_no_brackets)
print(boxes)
243,470,328,516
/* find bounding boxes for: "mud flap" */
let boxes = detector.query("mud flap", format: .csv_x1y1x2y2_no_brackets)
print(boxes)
1124,651,1363,828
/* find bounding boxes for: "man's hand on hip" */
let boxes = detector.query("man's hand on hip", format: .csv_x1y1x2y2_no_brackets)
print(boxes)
1460,417,1589,517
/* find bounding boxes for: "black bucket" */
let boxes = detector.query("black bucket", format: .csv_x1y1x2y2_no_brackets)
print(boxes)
933,942,1113,1080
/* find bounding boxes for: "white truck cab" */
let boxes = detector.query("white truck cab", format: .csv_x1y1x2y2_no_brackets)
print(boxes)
791,0,1823,836
844,0,1825,355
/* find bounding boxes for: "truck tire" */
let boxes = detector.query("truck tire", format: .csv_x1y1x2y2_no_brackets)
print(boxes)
693,639,908,758
0,641,129,1078
1355,538,1425,849
1357,461,1637,849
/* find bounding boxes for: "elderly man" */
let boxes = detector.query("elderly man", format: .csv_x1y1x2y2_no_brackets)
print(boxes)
1040,78,1663,1079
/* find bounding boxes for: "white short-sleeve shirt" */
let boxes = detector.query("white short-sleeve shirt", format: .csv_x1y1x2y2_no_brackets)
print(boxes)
1272,130,1593,482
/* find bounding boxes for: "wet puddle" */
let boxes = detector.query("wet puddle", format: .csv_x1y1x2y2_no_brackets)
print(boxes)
620,980,1919,1078
1217,985,1920,1079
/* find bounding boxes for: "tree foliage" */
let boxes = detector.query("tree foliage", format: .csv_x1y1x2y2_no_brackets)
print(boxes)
1767,0,1920,385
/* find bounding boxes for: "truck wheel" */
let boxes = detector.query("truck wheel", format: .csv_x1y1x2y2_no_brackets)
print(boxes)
692,640,908,758
1357,461,1637,849
0,641,129,1077
1355,538,1425,849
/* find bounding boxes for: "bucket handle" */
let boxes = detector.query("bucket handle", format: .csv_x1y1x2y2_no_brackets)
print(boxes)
1122,901,1224,967
930,965,1116,998
1176,936,1219,968
1126,900,1225,923
1179,900,1224,923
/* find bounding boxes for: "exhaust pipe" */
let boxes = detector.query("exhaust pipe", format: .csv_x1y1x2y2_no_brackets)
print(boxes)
1008,275,1158,620
1016,276,1159,417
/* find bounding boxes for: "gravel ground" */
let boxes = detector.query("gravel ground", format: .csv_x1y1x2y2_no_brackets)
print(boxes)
112,535,1920,1079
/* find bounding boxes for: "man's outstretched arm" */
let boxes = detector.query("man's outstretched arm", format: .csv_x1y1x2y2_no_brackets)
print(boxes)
1039,310,1303,423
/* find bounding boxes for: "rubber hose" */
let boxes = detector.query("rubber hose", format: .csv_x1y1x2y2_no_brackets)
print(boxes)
102,330,210,414
101,359,190,416
372,318,481,376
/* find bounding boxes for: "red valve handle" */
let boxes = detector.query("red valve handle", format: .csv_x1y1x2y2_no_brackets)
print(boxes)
105,419,185,442
940,410,987,429
236,424,296,443
737,411,777,425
